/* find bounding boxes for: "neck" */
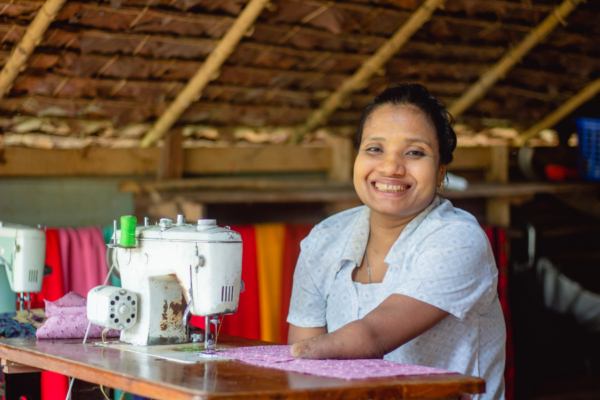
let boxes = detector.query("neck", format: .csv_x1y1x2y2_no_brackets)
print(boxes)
368,211,413,249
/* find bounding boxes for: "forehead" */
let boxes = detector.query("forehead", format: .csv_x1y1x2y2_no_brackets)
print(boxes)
363,104,437,142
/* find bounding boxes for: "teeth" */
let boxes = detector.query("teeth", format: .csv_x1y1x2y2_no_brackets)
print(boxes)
374,182,408,193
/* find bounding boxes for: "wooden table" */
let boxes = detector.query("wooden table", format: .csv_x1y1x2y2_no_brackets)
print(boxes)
0,336,485,400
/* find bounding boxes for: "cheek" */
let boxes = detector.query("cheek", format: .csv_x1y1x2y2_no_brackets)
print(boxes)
409,159,439,187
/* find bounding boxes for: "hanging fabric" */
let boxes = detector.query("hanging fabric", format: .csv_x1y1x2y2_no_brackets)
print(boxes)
484,226,514,400
279,224,313,344
31,229,64,309
58,228,108,297
255,223,286,343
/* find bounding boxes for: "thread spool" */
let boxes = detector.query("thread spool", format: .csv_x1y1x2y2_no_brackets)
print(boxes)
120,216,137,247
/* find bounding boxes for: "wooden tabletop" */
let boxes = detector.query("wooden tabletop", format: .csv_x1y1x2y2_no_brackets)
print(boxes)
0,336,485,400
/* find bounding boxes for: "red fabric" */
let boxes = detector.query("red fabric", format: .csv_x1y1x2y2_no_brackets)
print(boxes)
191,225,261,340
30,229,65,308
28,229,69,400
279,225,313,344
484,226,514,400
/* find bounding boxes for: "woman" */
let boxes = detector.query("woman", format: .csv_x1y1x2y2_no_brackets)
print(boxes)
287,83,506,400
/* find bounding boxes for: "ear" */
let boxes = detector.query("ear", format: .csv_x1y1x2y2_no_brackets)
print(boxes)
438,164,447,187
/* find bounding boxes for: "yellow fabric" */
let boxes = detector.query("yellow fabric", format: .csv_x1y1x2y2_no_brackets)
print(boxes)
255,223,286,343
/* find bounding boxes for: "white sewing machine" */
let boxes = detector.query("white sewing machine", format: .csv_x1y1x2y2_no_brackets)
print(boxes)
0,222,46,310
87,216,243,354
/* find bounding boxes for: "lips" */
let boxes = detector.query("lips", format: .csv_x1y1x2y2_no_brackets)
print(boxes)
374,182,410,193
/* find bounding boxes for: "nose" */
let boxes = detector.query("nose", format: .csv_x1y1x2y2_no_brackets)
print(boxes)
378,152,406,176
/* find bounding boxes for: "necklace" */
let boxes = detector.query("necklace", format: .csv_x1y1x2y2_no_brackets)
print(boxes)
366,249,372,284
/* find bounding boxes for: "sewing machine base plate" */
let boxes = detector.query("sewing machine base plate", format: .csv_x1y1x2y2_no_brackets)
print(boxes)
93,341,235,364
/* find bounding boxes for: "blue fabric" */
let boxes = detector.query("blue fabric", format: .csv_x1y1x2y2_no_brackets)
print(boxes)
0,311,37,338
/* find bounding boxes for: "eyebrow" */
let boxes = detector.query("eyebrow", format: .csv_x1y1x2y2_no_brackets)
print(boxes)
362,136,432,147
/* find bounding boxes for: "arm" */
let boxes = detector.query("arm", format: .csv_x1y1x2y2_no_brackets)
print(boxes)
290,293,448,359
288,324,327,344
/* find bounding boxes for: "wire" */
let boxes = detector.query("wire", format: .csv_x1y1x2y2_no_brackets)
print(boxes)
99,385,111,400
101,327,109,343
65,245,119,400
214,315,225,348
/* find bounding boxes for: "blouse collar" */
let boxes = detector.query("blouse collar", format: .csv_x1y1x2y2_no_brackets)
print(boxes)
340,196,442,269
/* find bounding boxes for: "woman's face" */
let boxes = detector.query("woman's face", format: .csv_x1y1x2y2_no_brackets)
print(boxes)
353,104,446,221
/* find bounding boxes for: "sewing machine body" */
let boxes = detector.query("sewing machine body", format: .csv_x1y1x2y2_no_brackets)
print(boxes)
106,218,243,346
0,222,45,294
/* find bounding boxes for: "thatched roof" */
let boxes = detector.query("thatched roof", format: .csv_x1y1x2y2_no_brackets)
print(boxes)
0,0,599,148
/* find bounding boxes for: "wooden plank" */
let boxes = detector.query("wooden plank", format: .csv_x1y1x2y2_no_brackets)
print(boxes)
0,337,484,400
0,147,332,176
158,130,183,180
0,148,160,176
184,147,332,174
447,147,492,171
1,359,43,374
484,145,510,227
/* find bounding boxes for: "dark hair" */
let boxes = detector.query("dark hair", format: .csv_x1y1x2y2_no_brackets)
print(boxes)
355,83,457,165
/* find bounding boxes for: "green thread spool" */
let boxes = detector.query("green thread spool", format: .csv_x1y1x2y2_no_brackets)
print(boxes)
120,215,137,247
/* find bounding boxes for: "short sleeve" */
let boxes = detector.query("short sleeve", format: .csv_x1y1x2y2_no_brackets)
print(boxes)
393,232,496,321
286,236,327,328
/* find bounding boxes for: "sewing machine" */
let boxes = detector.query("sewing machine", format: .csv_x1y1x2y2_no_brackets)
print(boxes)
87,216,243,354
0,222,46,310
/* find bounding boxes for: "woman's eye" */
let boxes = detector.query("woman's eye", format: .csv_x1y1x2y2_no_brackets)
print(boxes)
365,147,381,153
407,150,424,156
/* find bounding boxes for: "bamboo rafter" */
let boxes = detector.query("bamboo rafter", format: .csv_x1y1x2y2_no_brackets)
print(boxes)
447,0,584,118
518,78,600,145
291,0,446,143
141,0,271,147
0,0,67,101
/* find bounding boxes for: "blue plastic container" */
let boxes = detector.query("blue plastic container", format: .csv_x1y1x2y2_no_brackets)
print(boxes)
576,118,600,181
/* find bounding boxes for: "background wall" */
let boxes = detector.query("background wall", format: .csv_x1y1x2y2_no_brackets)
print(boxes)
0,178,134,227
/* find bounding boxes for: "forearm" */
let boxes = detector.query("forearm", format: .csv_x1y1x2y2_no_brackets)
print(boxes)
291,319,385,359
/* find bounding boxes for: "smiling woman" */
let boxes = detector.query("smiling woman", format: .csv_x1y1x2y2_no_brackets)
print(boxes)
287,84,506,400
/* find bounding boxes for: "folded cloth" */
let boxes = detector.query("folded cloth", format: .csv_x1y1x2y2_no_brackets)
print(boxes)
0,311,41,339
36,292,120,339
219,345,454,380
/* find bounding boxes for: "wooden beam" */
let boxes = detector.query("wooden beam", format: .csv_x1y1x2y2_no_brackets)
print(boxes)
158,130,183,181
447,0,584,118
0,0,67,101
140,0,270,147
291,0,446,143
484,146,510,227
183,147,331,175
0,147,333,176
518,78,600,144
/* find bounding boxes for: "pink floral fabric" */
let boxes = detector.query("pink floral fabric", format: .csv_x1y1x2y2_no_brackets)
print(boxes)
220,345,455,380
36,292,119,339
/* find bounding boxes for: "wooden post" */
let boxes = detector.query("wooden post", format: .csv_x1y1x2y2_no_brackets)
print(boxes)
141,0,270,147
158,130,183,181
447,0,584,118
485,146,510,227
290,0,446,144
518,77,600,144
0,0,67,101
327,136,353,182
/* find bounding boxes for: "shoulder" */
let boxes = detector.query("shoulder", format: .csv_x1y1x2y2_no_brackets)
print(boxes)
300,205,365,262
417,198,488,250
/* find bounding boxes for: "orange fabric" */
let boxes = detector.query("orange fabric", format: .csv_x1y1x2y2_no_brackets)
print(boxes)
279,225,313,344
255,224,286,343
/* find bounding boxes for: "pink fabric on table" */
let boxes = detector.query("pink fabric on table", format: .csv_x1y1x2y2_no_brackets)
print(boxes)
37,292,119,339
220,346,455,380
